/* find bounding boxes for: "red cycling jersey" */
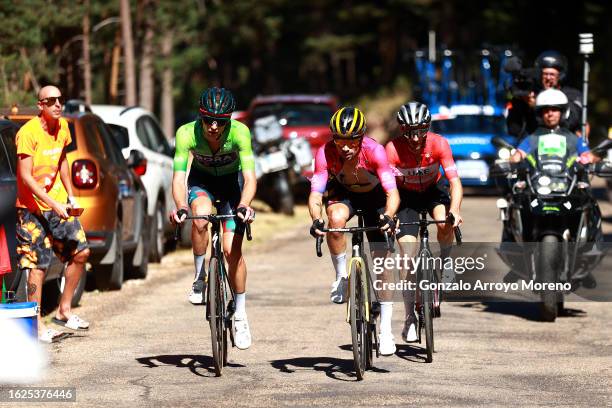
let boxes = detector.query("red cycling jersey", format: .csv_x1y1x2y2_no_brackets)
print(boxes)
310,136,397,194
385,132,458,192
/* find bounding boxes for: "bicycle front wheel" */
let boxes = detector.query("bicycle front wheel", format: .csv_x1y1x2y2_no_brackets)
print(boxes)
420,261,434,363
208,256,226,376
349,260,368,380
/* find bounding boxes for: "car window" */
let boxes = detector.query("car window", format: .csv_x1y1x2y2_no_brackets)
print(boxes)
136,117,153,150
82,118,107,160
143,116,172,156
66,122,77,152
431,115,507,135
0,125,17,176
96,120,125,165
251,103,334,126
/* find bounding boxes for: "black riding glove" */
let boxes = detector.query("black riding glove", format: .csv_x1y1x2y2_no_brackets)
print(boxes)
310,219,325,238
378,214,395,232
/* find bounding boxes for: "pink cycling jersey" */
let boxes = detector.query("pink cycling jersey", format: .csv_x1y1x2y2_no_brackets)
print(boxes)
310,136,397,194
385,132,458,192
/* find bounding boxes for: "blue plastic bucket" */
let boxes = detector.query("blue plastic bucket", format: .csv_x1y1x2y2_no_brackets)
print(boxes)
0,302,38,339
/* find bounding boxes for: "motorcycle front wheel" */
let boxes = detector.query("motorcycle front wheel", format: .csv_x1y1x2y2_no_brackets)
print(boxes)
539,234,560,322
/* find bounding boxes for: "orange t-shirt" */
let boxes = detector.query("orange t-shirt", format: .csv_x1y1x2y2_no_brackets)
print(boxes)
15,116,72,212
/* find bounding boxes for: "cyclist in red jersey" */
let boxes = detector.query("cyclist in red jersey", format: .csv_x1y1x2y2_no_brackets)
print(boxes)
309,106,400,355
385,101,463,343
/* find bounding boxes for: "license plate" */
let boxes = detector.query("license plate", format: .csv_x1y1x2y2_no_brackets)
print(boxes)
258,151,288,173
456,160,489,180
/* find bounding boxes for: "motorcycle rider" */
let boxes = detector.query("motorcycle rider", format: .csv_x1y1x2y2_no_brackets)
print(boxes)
510,89,596,165
506,51,584,141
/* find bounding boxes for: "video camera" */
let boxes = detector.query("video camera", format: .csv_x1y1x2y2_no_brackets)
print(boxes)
503,56,537,98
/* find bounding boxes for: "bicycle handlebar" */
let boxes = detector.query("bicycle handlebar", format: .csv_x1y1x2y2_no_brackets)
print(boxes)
314,226,395,257
173,214,252,241
398,214,462,246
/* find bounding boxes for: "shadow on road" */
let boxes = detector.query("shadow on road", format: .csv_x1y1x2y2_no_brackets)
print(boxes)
394,344,429,363
270,352,389,381
459,302,587,321
136,354,245,377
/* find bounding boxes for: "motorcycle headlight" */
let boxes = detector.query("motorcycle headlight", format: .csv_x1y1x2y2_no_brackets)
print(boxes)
537,186,552,195
538,176,551,186
498,148,511,160
551,181,567,193
255,128,283,144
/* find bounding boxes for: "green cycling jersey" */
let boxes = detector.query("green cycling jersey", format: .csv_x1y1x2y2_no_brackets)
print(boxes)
173,119,255,176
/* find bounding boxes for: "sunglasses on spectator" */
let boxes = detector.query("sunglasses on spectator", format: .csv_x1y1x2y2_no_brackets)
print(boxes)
39,96,65,106
333,138,361,148
201,116,229,126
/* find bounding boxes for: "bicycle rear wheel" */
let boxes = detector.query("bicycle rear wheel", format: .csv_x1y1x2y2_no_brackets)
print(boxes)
208,257,226,376
349,261,368,380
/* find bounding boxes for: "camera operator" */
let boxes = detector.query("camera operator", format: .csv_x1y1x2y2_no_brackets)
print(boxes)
504,57,538,141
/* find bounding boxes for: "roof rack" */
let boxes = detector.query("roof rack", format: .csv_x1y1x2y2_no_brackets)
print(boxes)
119,106,139,116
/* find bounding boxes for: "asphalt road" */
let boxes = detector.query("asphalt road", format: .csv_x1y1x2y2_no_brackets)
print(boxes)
10,192,612,407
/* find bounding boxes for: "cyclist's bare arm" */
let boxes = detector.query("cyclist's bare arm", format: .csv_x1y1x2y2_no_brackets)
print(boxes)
384,188,400,218
239,169,257,207
308,192,324,221
172,171,188,210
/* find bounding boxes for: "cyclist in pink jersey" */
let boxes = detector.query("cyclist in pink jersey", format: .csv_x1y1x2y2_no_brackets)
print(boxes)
385,102,463,343
308,106,400,356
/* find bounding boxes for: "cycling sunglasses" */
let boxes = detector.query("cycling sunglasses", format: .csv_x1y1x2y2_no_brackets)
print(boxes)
333,138,361,148
401,126,428,139
39,96,65,106
201,116,229,126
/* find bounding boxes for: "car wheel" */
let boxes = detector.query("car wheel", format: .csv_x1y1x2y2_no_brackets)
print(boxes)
126,216,150,280
95,219,124,290
149,202,164,263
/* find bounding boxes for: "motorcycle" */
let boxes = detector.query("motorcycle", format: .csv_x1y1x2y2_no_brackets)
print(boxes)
252,115,295,215
491,135,612,321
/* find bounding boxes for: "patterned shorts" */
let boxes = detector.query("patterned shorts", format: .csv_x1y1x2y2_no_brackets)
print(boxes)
16,208,89,270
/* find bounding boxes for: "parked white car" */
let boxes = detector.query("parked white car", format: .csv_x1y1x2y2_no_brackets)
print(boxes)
91,105,175,262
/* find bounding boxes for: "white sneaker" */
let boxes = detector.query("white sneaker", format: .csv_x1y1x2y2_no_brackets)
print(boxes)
402,317,418,343
234,316,252,350
188,279,206,305
378,332,396,356
330,276,348,304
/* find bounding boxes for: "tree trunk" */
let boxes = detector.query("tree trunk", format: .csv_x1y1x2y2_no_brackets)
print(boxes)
160,32,175,141
120,0,137,106
110,29,121,104
138,0,155,112
19,48,39,94
82,0,92,105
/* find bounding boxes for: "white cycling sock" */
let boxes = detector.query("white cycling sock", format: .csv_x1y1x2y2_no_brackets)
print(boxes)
194,254,205,281
380,302,393,335
331,253,347,280
235,292,246,319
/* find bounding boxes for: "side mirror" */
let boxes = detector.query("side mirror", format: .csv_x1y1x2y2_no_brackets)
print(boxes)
591,139,612,157
127,149,147,176
110,124,130,149
492,136,514,150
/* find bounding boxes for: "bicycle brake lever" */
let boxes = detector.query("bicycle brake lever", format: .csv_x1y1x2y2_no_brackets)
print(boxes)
174,224,180,241
316,236,323,257
246,223,252,241
384,231,395,253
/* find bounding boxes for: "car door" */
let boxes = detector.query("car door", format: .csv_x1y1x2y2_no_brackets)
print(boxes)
94,118,137,244
136,115,174,221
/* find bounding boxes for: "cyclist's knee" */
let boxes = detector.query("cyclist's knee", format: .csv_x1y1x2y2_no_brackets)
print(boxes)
192,219,210,233
72,248,90,264
327,212,348,228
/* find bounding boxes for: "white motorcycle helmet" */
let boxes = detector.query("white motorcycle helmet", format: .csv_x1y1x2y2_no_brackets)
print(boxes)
535,89,569,119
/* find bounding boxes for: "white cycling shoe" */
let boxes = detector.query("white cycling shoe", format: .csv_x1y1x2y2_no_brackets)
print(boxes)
188,279,206,305
330,276,348,304
234,316,252,350
402,317,418,343
378,332,396,356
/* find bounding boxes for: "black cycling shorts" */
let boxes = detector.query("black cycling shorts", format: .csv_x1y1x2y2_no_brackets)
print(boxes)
324,181,387,243
187,171,245,235
397,184,450,238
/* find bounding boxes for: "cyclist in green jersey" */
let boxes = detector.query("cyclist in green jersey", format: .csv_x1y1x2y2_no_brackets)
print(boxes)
170,87,256,350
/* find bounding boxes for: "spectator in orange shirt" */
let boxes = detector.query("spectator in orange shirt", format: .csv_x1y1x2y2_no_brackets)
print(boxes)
16,85,91,343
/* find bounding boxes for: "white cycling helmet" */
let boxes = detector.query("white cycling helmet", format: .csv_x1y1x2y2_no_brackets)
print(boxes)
535,89,568,111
